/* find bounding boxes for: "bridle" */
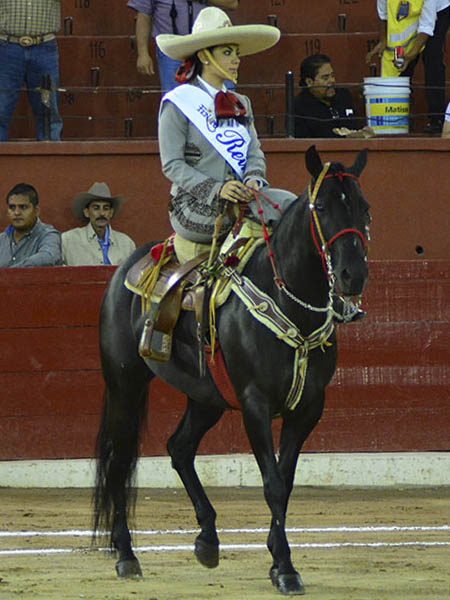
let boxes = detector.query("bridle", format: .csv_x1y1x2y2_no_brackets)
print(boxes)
308,161,367,278
251,161,369,314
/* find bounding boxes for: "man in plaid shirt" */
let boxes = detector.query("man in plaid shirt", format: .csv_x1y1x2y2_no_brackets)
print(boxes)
0,0,63,140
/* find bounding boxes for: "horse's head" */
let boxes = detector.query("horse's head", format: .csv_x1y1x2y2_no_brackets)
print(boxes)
305,145,371,297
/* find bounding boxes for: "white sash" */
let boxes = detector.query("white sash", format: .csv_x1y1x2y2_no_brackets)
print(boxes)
162,84,251,179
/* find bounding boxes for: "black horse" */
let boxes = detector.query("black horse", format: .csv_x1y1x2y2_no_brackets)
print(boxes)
93,146,370,595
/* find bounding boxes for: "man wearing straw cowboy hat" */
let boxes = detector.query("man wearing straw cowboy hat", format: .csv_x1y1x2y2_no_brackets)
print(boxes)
62,182,136,266
156,7,287,264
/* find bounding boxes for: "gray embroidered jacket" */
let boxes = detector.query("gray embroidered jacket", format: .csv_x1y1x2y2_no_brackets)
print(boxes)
158,78,268,243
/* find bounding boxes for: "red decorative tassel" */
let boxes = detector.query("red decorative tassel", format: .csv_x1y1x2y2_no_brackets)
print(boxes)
223,255,240,267
214,91,247,119
175,59,195,83
149,235,175,262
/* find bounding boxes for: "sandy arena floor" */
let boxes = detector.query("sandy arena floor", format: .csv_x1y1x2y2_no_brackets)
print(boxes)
0,486,449,599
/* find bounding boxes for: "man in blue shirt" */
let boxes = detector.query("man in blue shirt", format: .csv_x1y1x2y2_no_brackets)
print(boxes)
0,183,61,267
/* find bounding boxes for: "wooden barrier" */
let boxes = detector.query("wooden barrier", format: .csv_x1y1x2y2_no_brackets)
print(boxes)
0,259,448,461
0,260,450,460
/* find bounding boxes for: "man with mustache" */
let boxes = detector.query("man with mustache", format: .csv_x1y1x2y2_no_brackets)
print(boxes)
0,183,61,267
62,182,136,266
294,54,372,138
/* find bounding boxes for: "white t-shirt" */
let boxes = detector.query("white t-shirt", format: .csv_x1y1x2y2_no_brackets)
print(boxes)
377,0,450,36
445,101,450,122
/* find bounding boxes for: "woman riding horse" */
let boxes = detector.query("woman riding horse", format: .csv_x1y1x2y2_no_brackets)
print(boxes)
156,7,280,264
156,8,362,322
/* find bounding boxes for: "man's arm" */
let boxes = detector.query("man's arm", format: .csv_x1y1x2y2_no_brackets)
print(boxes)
135,12,155,77
366,19,387,64
402,32,429,70
209,0,239,10
12,230,62,267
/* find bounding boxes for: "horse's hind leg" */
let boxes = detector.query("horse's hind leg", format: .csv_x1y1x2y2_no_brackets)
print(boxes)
94,346,152,578
167,398,224,569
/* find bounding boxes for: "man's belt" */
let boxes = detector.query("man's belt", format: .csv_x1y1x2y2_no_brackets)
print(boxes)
0,33,56,47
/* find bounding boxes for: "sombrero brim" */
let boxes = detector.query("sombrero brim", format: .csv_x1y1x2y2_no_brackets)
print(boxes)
73,193,124,222
156,24,280,61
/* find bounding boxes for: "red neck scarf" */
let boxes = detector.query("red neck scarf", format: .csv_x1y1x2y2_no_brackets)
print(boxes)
214,91,247,119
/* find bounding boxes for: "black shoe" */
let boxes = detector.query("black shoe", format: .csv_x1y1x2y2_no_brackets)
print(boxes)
423,120,443,135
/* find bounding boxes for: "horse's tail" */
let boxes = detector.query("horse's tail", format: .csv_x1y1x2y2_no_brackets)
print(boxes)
92,385,149,548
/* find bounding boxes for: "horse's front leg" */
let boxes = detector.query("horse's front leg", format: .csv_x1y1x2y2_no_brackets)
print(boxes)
167,397,224,568
242,389,305,596
267,389,326,593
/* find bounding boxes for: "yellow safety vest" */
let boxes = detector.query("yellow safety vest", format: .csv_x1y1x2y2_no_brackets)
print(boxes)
382,0,425,77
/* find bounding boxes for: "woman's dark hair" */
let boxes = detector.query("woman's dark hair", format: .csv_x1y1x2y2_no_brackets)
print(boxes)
6,183,39,206
299,54,331,86
176,46,219,83
175,46,222,84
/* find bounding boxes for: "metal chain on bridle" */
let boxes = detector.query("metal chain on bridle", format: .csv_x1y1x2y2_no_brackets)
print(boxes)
250,161,368,314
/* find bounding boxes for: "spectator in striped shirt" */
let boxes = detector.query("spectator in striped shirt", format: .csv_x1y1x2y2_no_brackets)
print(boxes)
0,0,63,141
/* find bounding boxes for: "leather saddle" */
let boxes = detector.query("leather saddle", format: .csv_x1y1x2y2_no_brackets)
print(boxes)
125,248,210,362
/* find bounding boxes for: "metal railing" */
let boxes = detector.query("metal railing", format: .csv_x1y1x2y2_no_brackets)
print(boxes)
1,75,447,141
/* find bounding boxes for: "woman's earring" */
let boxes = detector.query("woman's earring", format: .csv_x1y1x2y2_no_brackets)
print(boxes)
205,61,209,65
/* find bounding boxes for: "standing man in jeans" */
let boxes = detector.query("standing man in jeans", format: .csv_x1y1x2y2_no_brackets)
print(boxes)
366,0,450,134
0,0,63,141
127,0,239,92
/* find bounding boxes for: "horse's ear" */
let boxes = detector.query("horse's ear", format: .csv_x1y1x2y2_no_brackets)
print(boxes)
305,145,323,178
350,149,368,177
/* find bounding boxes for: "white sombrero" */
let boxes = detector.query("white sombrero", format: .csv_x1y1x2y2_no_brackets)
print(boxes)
156,7,280,61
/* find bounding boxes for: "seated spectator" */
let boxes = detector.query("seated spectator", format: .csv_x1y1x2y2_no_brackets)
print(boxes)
442,100,450,137
62,183,136,266
0,183,61,267
294,54,371,138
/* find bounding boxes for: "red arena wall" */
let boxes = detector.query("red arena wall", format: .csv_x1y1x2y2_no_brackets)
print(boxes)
0,260,448,461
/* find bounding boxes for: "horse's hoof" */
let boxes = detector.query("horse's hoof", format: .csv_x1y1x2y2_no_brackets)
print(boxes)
115,558,143,579
270,568,305,595
194,537,219,569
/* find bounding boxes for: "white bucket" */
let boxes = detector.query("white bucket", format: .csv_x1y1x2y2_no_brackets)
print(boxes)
363,77,411,135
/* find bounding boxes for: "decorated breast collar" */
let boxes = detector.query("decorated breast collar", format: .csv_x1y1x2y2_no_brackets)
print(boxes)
162,84,251,179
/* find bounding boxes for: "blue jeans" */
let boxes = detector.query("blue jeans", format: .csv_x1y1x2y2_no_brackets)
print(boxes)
0,39,63,141
156,47,235,93
156,48,181,93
